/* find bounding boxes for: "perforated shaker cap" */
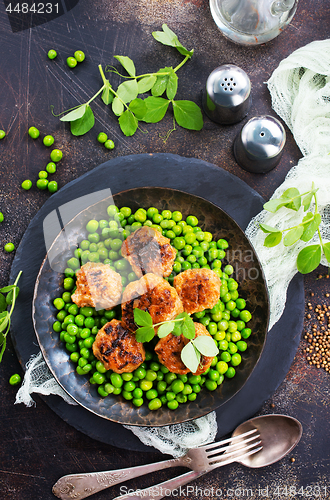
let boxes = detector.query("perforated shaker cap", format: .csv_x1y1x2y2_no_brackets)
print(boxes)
202,64,252,125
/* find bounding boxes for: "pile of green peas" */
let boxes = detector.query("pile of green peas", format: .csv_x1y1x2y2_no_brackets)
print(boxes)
52,204,252,411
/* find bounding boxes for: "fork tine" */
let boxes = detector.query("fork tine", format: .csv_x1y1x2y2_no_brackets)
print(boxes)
210,444,263,469
206,432,260,458
203,428,259,452
208,438,262,464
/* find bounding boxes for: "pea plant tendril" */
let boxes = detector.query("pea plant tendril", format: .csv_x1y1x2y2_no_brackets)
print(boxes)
0,271,22,362
259,183,330,274
52,25,203,140
133,308,219,373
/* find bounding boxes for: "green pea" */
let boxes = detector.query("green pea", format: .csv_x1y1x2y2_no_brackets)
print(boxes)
236,298,246,310
48,181,58,193
133,398,144,407
47,49,57,59
53,297,65,310
167,400,179,410
134,367,146,380
50,149,63,162
145,389,158,400
217,238,229,250
67,56,77,68
9,373,22,386
84,317,95,329
122,372,133,381
173,237,185,250
80,307,94,317
109,373,123,388
237,340,248,351
220,351,231,363
240,310,252,322
140,380,153,391
225,366,236,378
104,383,114,394
67,257,80,270
74,50,85,62
171,379,184,394
133,387,143,398
105,139,115,150
21,179,32,190
157,381,167,393
124,381,136,392
208,369,220,382
36,178,48,190
145,370,157,382
28,126,40,139
186,215,198,226
43,135,55,147
4,242,15,253
97,132,108,144
70,351,80,363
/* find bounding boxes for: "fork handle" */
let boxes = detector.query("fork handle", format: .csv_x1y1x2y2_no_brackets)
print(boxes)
113,470,206,500
52,457,184,500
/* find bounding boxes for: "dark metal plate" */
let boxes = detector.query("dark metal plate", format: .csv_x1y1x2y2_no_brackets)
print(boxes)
32,187,269,427
9,153,304,450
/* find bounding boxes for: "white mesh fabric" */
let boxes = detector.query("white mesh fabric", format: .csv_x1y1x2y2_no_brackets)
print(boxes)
246,39,330,329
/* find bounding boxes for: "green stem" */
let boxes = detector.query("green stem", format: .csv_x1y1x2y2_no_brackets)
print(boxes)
98,64,107,85
86,85,105,106
174,55,189,73
153,317,184,328
8,271,22,318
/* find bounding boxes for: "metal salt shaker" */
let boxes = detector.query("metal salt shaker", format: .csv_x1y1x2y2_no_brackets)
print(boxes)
233,115,286,173
202,64,252,124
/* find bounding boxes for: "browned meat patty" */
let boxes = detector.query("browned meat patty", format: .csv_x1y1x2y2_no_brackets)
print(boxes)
71,262,122,310
154,322,215,375
92,319,145,373
121,273,183,332
173,268,221,314
121,226,176,278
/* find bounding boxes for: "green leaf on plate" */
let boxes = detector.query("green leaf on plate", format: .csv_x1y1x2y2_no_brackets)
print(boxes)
181,314,195,340
157,321,175,338
133,308,153,327
193,336,219,357
297,244,322,274
135,326,155,343
181,341,200,373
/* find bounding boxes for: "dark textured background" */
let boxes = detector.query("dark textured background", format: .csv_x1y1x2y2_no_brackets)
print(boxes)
0,1,330,499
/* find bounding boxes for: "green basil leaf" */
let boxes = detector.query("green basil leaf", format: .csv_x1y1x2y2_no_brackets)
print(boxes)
301,213,321,242
259,223,279,233
283,225,304,246
133,308,153,327
297,244,322,274
60,104,87,122
323,242,330,264
70,105,95,136
181,315,195,340
181,341,200,373
114,55,136,77
129,98,147,120
112,97,124,116
118,110,139,137
166,69,178,100
264,232,282,247
172,100,203,131
151,67,172,97
101,81,114,105
141,96,169,123
157,321,175,338
116,79,138,103
0,294,6,313
137,76,157,94
193,336,219,357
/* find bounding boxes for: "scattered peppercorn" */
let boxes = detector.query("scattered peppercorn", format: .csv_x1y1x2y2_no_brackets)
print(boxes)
304,296,330,372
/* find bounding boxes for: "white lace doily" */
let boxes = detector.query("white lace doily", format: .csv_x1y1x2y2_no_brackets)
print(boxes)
15,38,330,456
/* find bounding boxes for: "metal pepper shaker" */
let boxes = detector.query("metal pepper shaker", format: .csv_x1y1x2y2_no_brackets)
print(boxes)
202,64,252,125
233,115,286,173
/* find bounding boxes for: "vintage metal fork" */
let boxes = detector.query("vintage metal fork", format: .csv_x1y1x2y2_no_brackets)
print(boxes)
53,428,261,500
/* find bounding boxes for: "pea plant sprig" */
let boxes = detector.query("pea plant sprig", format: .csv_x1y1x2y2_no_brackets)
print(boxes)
0,271,22,362
53,25,203,139
259,183,330,274
133,308,219,373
